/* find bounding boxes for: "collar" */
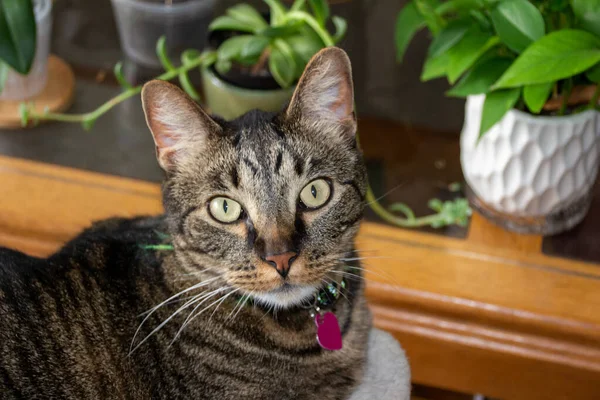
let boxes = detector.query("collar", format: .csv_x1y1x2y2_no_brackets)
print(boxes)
315,279,347,309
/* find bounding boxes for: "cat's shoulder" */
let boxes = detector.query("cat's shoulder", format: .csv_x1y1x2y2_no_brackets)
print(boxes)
0,215,167,280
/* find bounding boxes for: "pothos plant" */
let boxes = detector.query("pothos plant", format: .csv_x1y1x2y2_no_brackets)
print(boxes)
396,0,600,137
19,0,469,230
0,0,36,91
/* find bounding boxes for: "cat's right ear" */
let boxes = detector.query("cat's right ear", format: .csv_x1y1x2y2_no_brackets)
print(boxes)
141,80,221,172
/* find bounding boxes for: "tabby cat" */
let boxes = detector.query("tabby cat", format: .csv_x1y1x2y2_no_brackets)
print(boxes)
0,47,372,399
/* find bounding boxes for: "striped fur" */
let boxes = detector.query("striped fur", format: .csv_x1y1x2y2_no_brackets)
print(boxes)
0,48,371,399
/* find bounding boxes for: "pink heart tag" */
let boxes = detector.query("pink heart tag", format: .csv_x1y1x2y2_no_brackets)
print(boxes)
315,312,342,351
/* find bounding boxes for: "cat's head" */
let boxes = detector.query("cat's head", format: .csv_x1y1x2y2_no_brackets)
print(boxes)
142,47,366,309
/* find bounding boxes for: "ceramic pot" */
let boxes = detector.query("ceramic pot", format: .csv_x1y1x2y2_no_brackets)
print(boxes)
0,0,52,100
201,66,295,121
461,94,600,235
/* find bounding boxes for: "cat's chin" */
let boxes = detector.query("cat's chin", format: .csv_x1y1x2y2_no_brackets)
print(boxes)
250,284,317,310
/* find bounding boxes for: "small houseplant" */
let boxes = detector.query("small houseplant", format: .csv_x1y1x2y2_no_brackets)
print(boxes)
396,0,600,234
200,0,347,119
0,0,52,100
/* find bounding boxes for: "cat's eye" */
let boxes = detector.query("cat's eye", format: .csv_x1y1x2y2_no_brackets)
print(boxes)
299,179,331,209
209,197,243,223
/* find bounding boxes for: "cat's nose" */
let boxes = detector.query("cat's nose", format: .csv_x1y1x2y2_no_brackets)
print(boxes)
264,252,297,278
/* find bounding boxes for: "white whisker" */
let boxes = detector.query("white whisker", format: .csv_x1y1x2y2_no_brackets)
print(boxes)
232,292,252,322
338,256,392,262
130,277,219,353
169,287,229,346
178,289,240,335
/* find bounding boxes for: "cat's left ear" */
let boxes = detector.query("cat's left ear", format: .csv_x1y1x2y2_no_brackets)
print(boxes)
285,47,356,140
142,80,221,172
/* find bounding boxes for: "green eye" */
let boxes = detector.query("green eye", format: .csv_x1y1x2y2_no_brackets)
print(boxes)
209,197,243,223
299,179,331,209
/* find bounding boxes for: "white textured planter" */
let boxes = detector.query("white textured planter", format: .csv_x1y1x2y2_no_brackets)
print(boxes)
461,94,600,234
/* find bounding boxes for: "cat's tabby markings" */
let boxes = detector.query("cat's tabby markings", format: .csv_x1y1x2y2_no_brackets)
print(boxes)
0,48,371,399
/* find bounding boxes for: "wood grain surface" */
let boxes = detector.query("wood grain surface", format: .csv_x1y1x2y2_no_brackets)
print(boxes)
0,155,599,399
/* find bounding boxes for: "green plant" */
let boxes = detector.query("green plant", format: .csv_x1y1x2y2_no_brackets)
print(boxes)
0,0,36,91
367,186,472,228
208,0,346,88
396,0,600,138
20,0,345,127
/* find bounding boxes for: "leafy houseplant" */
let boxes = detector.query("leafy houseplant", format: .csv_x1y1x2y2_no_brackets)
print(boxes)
199,0,347,120
396,0,600,234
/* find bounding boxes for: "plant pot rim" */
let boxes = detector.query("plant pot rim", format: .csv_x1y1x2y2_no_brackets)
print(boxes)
202,66,295,96
110,0,213,13
469,94,599,124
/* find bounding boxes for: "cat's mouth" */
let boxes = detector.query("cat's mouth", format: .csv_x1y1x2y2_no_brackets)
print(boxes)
250,283,318,310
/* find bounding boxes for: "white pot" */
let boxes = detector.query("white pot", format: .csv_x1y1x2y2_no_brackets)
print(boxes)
0,0,52,101
461,94,600,234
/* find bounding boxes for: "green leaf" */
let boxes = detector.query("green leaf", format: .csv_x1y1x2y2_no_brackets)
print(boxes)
447,27,500,83
434,0,488,16
571,0,600,37
156,36,175,71
428,19,470,58
19,102,29,127
226,3,268,31
113,62,132,90
260,21,304,38
286,34,322,64
0,61,7,93
180,50,202,101
421,52,449,81
332,16,347,43
264,0,287,25
308,0,330,26
587,62,600,83
523,82,554,113
490,0,545,53
217,35,254,62
82,118,96,131
469,9,491,30
240,36,270,62
0,0,36,74
428,198,443,212
415,0,444,35
269,46,295,88
480,88,521,137
209,16,256,33
395,1,425,63
389,203,416,220
493,30,600,89
215,59,232,76
447,57,513,97
291,0,307,12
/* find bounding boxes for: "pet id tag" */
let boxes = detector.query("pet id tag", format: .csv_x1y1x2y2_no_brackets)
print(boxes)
314,312,342,351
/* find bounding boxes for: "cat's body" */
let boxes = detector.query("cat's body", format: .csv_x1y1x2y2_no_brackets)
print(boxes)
0,48,376,399
0,216,370,399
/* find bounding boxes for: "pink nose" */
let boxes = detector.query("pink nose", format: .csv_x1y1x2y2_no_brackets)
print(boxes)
265,252,297,278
